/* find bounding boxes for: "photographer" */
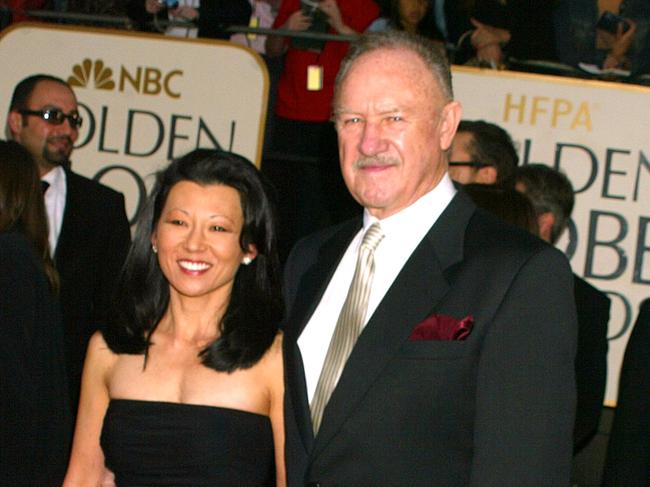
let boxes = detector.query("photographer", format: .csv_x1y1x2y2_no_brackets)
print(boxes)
554,0,649,77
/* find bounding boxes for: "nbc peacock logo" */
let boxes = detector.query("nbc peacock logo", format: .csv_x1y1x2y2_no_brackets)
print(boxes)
68,59,115,90
66,59,183,98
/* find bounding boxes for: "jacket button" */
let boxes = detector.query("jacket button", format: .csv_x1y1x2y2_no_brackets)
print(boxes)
307,483,321,487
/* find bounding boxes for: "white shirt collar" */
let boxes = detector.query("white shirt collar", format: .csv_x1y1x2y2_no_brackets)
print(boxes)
361,173,457,240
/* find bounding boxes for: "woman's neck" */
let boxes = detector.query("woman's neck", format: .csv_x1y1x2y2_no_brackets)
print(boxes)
159,290,230,346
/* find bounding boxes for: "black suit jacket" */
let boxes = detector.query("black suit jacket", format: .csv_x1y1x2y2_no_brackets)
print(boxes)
573,275,610,453
0,232,72,486
602,298,650,486
55,169,130,412
283,190,578,486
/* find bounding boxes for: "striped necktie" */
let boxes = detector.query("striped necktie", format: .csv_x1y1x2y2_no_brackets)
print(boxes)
310,222,385,434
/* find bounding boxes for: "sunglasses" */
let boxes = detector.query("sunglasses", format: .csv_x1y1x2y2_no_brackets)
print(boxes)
449,161,492,168
19,108,83,129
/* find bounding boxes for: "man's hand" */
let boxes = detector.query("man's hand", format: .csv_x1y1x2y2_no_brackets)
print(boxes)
169,5,199,21
470,18,510,67
284,9,312,31
144,0,163,14
319,0,354,35
100,468,115,487
605,19,637,68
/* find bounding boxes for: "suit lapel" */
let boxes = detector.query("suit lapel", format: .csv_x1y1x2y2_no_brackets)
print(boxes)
285,220,362,453
312,191,476,456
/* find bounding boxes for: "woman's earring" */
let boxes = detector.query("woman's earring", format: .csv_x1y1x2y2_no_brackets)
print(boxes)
152,244,158,254
242,256,252,265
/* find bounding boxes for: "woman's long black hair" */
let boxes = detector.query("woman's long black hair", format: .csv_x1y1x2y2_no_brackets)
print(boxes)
104,149,283,372
389,0,442,40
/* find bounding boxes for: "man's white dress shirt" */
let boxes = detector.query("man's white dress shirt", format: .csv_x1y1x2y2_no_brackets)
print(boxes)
41,165,66,255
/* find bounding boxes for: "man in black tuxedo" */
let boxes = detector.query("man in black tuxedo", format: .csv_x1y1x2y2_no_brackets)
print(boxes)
283,31,577,486
602,298,650,486
515,164,610,454
7,74,131,414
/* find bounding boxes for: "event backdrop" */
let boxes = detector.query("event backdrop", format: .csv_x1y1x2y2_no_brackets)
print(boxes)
0,25,648,403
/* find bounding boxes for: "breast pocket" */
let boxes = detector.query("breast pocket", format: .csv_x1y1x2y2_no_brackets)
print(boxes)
396,340,470,360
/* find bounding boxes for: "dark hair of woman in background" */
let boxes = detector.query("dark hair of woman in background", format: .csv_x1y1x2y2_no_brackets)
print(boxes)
0,139,58,291
369,0,445,42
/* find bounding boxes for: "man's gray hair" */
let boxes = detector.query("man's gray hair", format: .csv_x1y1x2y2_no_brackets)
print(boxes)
515,164,575,244
333,31,453,111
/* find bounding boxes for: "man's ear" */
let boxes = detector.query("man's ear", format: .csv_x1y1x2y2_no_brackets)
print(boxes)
7,111,23,140
439,100,462,152
537,212,555,243
475,166,498,184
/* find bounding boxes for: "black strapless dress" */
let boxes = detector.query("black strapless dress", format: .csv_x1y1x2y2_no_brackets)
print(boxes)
100,399,275,486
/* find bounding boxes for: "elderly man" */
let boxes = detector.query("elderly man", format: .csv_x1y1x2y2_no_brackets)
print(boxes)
7,74,131,415
282,31,577,486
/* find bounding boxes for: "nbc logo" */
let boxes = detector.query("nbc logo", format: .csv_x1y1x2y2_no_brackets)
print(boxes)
67,58,182,98
68,59,115,90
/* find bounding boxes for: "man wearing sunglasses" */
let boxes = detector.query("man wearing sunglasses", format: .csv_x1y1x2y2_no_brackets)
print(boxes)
448,119,518,188
7,74,131,418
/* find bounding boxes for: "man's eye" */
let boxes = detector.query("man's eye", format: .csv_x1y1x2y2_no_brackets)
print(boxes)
343,117,362,125
386,115,404,123
210,225,227,232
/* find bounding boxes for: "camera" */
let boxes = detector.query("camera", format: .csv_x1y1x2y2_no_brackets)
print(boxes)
596,11,631,34
300,0,320,19
159,0,180,9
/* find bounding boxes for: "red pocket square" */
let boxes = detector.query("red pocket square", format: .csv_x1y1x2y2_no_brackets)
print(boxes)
408,314,474,341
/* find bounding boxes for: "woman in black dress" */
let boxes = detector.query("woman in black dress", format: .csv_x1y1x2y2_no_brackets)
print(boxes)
64,149,285,486
0,140,71,486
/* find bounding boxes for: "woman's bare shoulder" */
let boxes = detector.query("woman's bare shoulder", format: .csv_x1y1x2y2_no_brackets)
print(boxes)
86,331,119,371
251,331,283,375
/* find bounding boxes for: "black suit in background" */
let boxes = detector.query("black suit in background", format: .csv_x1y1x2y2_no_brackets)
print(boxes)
0,232,72,487
283,190,578,486
602,298,650,487
573,275,610,452
55,169,130,413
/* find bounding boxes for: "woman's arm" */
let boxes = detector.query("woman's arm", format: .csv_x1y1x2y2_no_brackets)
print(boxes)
63,332,116,487
603,20,637,69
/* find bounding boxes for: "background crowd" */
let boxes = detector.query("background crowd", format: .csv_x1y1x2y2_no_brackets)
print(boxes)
0,2,648,486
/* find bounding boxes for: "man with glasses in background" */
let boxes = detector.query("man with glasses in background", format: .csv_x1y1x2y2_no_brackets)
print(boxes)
7,74,131,417
448,119,518,188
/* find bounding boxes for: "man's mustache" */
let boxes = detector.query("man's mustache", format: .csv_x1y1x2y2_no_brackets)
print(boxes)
354,155,399,169
47,135,73,146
